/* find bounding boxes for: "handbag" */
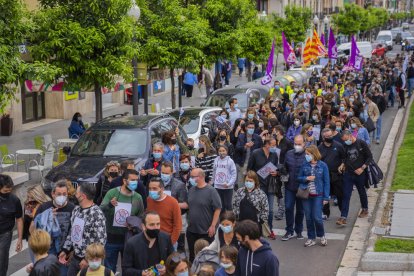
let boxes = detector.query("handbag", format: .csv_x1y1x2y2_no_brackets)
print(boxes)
364,117,376,133
366,160,383,188
261,221,271,237
296,186,309,199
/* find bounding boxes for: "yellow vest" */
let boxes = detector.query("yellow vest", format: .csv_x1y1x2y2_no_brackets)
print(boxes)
269,87,285,96
286,86,293,96
317,88,323,96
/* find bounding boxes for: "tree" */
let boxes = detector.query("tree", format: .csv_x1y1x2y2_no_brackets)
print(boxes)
332,4,366,36
29,0,136,122
136,0,208,109
272,6,312,44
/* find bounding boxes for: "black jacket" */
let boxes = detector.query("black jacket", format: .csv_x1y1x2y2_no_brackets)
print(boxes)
372,94,387,114
122,231,173,276
276,137,293,164
284,149,306,191
234,133,263,166
318,141,346,172
29,255,60,276
247,148,278,188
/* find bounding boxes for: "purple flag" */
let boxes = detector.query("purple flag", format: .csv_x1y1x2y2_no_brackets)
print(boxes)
347,35,357,68
320,34,325,47
261,39,275,86
282,32,296,66
328,28,337,59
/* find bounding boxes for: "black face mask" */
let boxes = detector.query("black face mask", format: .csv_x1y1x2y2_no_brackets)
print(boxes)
171,139,177,144
187,145,194,150
324,137,334,144
109,172,118,178
146,228,160,239
0,192,10,200
219,136,227,141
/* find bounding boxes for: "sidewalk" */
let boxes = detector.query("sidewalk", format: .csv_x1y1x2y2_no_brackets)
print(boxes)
0,74,250,154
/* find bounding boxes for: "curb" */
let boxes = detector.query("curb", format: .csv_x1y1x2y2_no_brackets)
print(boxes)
337,98,413,276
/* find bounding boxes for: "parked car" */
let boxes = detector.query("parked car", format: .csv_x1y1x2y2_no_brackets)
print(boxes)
235,83,270,98
41,114,187,193
376,30,393,50
402,22,410,31
337,41,373,58
202,87,262,112
167,107,222,147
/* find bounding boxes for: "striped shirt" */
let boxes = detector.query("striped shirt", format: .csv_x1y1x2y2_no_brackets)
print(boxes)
196,154,217,183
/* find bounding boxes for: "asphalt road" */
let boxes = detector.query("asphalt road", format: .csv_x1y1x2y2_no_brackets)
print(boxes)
4,47,403,276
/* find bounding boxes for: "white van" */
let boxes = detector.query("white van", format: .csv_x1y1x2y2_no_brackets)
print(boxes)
337,41,373,59
376,30,393,50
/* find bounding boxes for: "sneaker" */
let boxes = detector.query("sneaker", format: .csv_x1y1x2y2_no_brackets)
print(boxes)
322,214,328,220
274,215,284,221
281,232,294,241
336,217,347,225
320,236,328,246
376,139,380,144
333,198,338,206
358,209,369,218
296,233,304,240
268,231,276,240
304,239,316,247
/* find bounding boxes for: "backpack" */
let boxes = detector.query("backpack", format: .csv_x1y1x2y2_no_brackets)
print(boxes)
79,267,111,276
191,249,220,274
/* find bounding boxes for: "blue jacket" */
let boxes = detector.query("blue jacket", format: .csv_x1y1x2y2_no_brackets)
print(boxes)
286,125,302,142
163,145,180,173
183,72,198,85
234,133,263,166
356,127,370,145
284,149,306,192
235,239,279,276
297,160,330,201
68,120,85,138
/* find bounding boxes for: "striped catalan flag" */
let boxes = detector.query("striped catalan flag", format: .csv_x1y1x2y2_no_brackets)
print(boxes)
303,37,316,66
312,29,327,57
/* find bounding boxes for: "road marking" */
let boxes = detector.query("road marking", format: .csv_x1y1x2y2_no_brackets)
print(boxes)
10,266,28,276
272,228,346,240
9,239,28,259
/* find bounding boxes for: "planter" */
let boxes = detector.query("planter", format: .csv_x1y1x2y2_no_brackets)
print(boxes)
0,117,13,136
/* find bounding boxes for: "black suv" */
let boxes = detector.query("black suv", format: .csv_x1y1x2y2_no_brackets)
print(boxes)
42,113,187,193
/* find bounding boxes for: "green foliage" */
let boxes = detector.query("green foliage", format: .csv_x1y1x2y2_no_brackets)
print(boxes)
272,6,312,44
30,0,136,92
392,102,414,191
239,19,273,64
375,238,414,253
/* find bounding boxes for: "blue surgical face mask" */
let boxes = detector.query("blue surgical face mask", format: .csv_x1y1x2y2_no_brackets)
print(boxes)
161,173,171,184
127,180,138,191
220,224,233,234
275,85,280,89
153,152,162,159
149,191,160,200
220,114,227,120
305,154,313,162
351,123,357,129
88,260,101,270
245,181,255,189
340,106,345,112
247,114,254,120
189,177,197,186
247,128,254,135
177,271,189,276
220,262,233,269
345,139,352,145
269,147,277,153
180,163,190,171
336,127,342,132
234,103,238,108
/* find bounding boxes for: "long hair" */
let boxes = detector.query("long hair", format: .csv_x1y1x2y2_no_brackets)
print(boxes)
199,135,216,156
26,185,50,204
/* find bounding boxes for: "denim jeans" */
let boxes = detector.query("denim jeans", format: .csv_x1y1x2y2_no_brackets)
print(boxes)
341,172,368,218
389,86,396,107
49,243,69,276
104,242,124,273
0,231,12,276
375,115,382,141
284,188,304,235
302,196,325,239
266,192,275,230
408,78,414,97
275,188,285,219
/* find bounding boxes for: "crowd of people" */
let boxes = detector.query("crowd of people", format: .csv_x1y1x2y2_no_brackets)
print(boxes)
1,50,412,276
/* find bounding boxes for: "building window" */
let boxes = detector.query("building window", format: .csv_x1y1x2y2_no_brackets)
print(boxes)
257,0,268,12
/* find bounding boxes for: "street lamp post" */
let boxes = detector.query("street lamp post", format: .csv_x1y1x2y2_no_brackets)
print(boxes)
128,0,140,116
324,16,329,47
313,15,319,32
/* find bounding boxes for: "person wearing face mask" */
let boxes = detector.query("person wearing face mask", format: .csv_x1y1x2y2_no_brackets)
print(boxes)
309,72,319,86
286,116,302,142
318,129,346,220
281,135,306,241
247,139,279,239
94,161,120,205
59,183,107,276
140,142,164,187
300,123,316,146
204,212,239,254
178,154,192,187
215,245,238,276
0,174,23,276
196,135,218,184
269,80,284,98
68,112,86,138
338,130,372,226
348,117,370,145
100,169,144,272
123,211,173,276
213,129,235,159
227,98,242,127
297,145,330,247
212,145,237,211
187,168,222,262
31,180,75,276
234,220,279,276
211,109,231,140
147,177,182,248
244,107,259,128
162,130,181,174
77,243,113,276
165,252,191,276
232,171,269,237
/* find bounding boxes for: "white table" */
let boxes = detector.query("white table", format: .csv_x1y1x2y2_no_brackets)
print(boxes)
57,138,78,147
16,149,43,155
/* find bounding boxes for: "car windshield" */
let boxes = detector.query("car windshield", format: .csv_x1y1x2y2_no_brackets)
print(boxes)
205,92,247,109
71,129,147,157
377,35,391,41
169,110,201,134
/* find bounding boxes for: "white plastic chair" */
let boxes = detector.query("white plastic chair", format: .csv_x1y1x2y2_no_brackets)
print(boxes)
43,134,56,152
0,156,14,172
28,151,54,179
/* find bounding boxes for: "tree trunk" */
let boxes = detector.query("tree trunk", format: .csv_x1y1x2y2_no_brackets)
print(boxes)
247,59,252,82
94,82,103,122
170,68,176,109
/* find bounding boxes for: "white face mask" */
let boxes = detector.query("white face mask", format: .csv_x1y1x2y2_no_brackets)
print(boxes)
88,260,101,270
54,195,67,206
